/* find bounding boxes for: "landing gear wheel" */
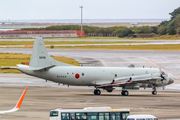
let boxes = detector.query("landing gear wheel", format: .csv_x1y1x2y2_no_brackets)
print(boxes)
121,90,129,96
94,89,101,95
152,91,157,95
124,91,129,96
121,91,124,96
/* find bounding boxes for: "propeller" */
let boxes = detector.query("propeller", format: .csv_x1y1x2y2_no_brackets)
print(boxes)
161,74,165,90
160,69,166,90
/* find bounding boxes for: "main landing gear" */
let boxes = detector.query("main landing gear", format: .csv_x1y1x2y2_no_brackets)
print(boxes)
94,89,101,95
121,90,129,96
152,90,157,95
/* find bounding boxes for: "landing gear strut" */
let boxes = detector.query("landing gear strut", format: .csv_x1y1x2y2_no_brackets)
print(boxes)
94,89,101,95
121,90,129,96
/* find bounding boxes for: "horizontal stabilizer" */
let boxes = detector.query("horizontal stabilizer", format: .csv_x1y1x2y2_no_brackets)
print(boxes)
1,66,18,69
32,65,56,71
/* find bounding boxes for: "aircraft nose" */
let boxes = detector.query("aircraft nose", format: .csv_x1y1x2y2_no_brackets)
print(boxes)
168,77,174,84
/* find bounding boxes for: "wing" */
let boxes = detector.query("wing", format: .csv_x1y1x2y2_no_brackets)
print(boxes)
97,73,161,88
97,80,133,88
0,87,28,114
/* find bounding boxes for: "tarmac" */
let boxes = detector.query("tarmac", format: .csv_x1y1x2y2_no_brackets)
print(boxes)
0,48,180,120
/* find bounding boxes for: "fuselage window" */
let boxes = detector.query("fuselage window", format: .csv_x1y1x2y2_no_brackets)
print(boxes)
72,73,74,74
67,72,69,74
82,73,84,76
115,74,117,77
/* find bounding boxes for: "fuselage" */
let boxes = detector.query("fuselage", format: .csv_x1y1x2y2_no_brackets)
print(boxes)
17,66,168,87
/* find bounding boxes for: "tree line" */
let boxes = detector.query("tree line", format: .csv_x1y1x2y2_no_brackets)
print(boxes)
21,24,158,37
158,7,180,35
22,7,180,38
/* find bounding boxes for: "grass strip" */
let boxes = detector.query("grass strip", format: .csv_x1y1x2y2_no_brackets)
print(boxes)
0,41,147,45
67,35,180,40
0,53,79,73
46,44,180,51
0,34,180,40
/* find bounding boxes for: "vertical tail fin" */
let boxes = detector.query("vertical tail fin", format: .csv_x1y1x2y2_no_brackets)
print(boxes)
29,37,74,68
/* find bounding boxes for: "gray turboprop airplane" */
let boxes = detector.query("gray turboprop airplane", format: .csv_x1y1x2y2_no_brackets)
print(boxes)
2,37,174,96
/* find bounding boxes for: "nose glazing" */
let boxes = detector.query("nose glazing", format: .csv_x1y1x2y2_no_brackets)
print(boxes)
168,77,174,84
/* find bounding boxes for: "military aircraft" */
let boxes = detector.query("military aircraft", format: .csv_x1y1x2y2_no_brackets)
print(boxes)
1,37,174,96
0,87,27,114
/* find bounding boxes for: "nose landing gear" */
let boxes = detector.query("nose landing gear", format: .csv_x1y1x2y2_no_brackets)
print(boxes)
152,85,157,95
150,82,158,95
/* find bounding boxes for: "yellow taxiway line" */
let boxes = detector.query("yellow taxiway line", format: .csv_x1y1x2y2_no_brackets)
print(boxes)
140,57,179,80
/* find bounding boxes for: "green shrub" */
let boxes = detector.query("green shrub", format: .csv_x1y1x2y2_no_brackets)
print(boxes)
131,26,153,34
157,26,167,35
115,27,133,38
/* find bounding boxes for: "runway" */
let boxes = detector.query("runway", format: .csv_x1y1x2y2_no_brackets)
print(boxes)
0,48,180,120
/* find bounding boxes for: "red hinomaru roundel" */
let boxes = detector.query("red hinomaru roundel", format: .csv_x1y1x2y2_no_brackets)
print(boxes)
75,73,80,79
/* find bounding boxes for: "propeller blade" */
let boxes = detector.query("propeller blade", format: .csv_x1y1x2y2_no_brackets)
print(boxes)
162,81,165,90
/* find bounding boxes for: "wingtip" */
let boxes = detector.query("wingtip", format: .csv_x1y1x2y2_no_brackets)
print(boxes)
15,87,28,109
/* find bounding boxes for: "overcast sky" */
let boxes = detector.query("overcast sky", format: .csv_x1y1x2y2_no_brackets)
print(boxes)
0,0,180,20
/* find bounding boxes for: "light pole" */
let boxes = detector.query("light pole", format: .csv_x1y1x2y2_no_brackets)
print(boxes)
79,6,83,31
